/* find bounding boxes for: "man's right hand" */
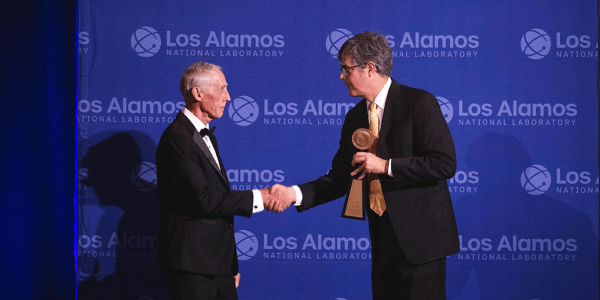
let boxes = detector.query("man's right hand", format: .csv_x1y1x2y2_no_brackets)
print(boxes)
261,184,295,213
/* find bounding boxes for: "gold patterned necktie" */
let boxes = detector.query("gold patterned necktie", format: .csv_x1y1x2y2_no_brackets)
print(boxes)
368,102,386,216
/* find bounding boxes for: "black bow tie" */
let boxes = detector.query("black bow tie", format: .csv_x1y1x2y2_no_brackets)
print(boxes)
200,126,215,137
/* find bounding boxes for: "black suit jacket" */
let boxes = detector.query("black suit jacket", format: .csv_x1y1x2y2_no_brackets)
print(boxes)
156,112,253,276
298,79,459,265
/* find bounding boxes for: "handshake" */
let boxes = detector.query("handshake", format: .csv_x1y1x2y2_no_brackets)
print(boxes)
259,184,296,213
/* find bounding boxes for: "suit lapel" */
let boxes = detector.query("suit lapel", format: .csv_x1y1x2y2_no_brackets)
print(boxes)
177,112,229,185
192,131,226,181
378,79,402,149
356,99,369,128
208,133,230,186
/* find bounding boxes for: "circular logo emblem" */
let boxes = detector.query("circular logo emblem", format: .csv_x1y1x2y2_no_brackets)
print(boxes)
228,96,259,126
436,97,453,123
521,28,551,60
326,29,353,58
131,26,161,58
130,162,157,192
235,230,258,261
521,164,551,195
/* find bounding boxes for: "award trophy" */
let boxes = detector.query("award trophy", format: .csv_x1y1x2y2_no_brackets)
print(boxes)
341,128,374,220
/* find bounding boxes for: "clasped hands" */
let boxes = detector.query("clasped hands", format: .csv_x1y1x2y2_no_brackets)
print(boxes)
260,184,296,213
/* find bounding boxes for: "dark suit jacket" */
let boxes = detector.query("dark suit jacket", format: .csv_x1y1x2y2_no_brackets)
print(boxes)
297,79,459,265
156,111,253,276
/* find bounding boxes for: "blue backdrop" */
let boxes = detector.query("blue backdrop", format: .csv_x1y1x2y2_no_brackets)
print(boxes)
75,1,599,299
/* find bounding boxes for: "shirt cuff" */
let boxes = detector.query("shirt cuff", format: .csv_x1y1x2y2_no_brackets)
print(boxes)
292,185,303,206
251,189,264,213
387,159,393,177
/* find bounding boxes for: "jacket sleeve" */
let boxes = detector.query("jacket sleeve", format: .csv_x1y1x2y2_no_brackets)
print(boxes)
389,91,457,185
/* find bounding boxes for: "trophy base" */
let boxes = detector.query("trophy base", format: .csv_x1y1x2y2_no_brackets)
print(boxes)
341,178,366,220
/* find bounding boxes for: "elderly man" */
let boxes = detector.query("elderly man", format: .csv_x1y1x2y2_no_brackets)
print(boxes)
274,32,460,299
156,62,285,300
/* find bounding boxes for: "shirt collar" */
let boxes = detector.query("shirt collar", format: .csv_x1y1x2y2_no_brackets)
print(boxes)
370,77,392,109
182,107,209,132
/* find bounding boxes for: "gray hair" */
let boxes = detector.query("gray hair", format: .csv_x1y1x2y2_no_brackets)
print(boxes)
337,31,393,77
179,62,221,97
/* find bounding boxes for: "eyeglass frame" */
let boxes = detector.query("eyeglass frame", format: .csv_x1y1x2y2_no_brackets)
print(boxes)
340,64,365,76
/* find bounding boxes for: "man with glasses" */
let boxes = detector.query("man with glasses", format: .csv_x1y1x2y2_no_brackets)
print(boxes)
273,31,459,299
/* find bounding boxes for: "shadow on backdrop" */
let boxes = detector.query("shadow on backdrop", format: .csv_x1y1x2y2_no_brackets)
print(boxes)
77,131,168,300
448,132,598,300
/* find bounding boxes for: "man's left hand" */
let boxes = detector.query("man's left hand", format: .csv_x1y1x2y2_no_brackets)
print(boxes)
351,152,388,180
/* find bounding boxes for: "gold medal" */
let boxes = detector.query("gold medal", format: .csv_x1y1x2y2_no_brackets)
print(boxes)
352,128,374,150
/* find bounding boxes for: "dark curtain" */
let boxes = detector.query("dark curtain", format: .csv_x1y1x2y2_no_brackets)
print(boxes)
0,1,76,299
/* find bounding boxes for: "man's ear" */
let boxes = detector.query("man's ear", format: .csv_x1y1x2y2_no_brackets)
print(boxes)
192,86,203,101
366,62,376,76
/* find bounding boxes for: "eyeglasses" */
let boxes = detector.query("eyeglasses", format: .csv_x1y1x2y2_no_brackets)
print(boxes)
340,64,364,76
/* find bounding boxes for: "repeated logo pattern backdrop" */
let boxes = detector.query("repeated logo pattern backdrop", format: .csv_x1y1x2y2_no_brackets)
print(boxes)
77,1,599,299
